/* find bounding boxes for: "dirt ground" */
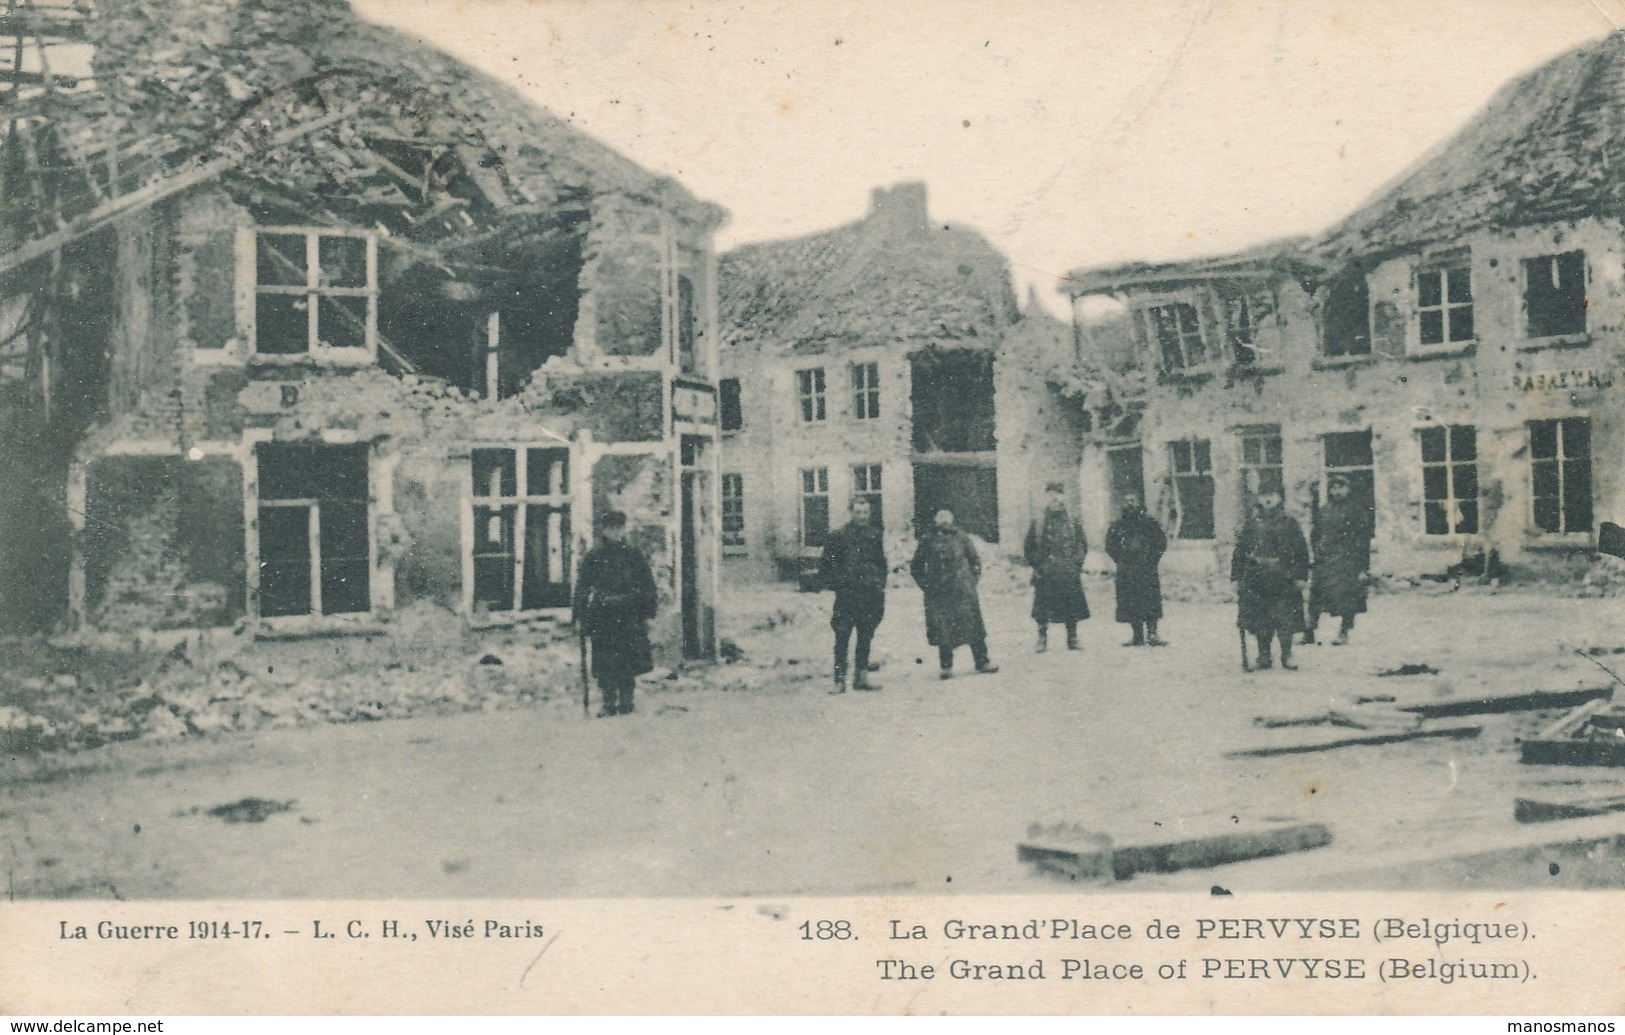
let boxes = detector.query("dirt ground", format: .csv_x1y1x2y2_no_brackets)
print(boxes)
3,575,1625,899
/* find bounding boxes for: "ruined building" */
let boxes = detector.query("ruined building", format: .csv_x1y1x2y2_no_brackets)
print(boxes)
0,0,728,661
715,183,1024,582
1060,31,1625,585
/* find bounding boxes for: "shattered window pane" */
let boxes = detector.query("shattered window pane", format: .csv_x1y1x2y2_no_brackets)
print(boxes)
472,448,517,498
1529,416,1594,533
1524,251,1587,338
254,229,377,356
800,466,830,548
257,234,307,287
317,296,367,350
318,235,368,288
1169,438,1214,540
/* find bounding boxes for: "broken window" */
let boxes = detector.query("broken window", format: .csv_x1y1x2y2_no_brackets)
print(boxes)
852,462,883,528
1322,271,1371,357
253,229,376,359
1323,430,1376,531
1140,302,1206,371
1420,425,1479,535
470,446,573,612
1107,444,1146,516
796,367,827,423
1225,294,1258,366
909,349,995,453
1239,427,1284,498
800,466,830,548
1167,439,1214,540
851,361,881,420
1524,251,1587,338
1529,417,1592,534
1416,264,1474,347
719,377,743,431
256,443,371,617
721,472,746,553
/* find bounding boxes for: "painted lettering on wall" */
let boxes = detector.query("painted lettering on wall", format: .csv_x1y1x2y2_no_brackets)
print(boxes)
1512,369,1614,392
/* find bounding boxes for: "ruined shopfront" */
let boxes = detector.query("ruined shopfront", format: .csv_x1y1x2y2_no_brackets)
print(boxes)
0,2,725,661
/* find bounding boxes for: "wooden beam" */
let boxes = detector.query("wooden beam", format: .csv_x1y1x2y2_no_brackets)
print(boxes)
0,110,349,279
1227,724,1481,758
1399,685,1612,719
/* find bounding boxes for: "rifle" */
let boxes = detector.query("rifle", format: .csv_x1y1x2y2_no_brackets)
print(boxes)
1239,624,1251,673
579,630,592,720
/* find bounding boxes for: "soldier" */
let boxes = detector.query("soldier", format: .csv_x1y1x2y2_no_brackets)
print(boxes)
571,510,658,717
820,497,887,694
1105,491,1168,647
1231,488,1309,671
910,509,999,680
1024,481,1089,652
1307,473,1373,646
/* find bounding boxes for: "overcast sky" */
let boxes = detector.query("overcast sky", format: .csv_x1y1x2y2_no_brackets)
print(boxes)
352,0,1624,315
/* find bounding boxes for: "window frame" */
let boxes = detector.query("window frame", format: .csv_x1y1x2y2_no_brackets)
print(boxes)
852,462,883,527
468,445,574,615
1238,427,1284,498
1415,263,1475,351
249,227,378,364
796,367,827,423
721,472,746,554
851,361,881,420
1139,301,1209,372
1167,438,1215,540
799,466,831,549
1522,251,1588,341
1419,424,1480,536
1527,416,1593,537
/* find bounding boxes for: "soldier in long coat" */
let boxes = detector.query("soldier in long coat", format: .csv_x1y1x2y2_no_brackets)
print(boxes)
1230,488,1309,671
910,509,998,679
820,497,887,693
1104,491,1168,647
1023,482,1089,652
1308,473,1373,646
572,510,658,716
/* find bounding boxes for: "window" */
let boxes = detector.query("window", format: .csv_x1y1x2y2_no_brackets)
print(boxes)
253,229,376,358
796,368,826,422
1142,302,1206,371
1322,271,1371,357
799,466,830,548
719,377,743,432
1524,251,1587,338
1167,439,1214,540
1225,294,1258,366
852,361,881,420
1107,444,1145,517
1239,428,1284,497
1323,430,1376,530
470,447,572,613
1417,265,1474,346
721,473,745,552
1529,417,1592,534
255,443,370,617
676,273,698,374
1420,425,1479,535
852,462,883,527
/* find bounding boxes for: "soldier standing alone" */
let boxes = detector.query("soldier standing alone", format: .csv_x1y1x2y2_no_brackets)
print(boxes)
910,509,999,680
1307,473,1373,646
820,497,887,694
1231,488,1309,671
1105,491,1168,647
1024,481,1090,652
572,510,658,717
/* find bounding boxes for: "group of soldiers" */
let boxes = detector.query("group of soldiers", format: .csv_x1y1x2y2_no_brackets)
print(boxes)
570,473,1375,716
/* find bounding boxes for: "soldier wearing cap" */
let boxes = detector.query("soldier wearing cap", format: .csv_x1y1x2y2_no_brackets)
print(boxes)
1023,481,1090,652
1307,473,1374,646
819,496,887,693
1231,487,1309,671
572,510,658,717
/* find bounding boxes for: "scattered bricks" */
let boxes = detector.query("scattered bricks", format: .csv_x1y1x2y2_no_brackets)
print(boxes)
1227,724,1481,758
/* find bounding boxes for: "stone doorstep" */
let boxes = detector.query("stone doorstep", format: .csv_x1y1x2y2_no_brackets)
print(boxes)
1018,820,1333,883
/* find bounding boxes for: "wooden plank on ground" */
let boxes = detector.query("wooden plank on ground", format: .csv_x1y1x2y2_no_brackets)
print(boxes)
1399,685,1612,719
1227,725,1481,758
1514,795,1625,824
1018,821,1332,882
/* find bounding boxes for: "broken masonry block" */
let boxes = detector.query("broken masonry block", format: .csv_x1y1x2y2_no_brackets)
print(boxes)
1019,821,1332,882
